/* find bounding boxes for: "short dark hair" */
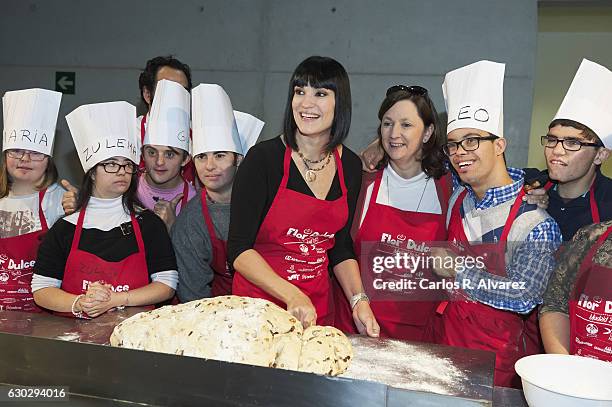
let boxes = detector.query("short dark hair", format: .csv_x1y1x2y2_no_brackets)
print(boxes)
549,119,601,143
75,162,141,214
282,56,351,152
138,55,192,105
376,89,447,179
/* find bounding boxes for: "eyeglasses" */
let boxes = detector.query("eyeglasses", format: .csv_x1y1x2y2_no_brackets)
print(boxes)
386,85,428,97
99,162,138,174
443,135,499,156
540,136,602,152
6,149,47,161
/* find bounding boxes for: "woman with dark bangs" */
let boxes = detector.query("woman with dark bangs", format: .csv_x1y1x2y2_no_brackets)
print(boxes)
228,56,379,336
33,101,176,318
334,86,451,342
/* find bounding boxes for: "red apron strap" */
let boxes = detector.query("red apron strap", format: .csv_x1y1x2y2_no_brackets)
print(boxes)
544,181,554,191
370,169,384,200
37,188,49,231
130,212,146,254
589,182,600,223
499,189,527,243
435,174,451,217
334,148,348,196
71,205,88,252
181,180,190,208
200,190,218,239
280,145,292,189
140,114,147,144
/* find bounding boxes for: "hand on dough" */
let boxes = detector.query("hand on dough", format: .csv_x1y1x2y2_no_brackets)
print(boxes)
286,292,317,328
353,300,380,337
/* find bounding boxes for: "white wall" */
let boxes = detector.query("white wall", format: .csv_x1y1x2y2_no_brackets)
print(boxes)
0,0,538,182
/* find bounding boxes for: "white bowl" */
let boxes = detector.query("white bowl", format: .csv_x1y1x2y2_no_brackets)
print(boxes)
515,354,612,407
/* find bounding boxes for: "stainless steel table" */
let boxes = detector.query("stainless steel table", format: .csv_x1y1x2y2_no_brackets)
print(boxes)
0,309,523,406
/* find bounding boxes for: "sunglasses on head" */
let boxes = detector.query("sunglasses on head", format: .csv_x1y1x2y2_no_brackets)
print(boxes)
386,85,428,97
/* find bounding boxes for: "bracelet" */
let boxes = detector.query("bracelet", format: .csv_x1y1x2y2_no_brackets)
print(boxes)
350,292,370,310
116,291,129,311
71,294,85,318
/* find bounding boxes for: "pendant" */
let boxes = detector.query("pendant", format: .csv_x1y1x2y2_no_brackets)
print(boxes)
305,170,316,182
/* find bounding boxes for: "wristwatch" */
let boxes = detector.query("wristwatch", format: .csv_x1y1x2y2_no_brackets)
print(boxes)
350,292,370,310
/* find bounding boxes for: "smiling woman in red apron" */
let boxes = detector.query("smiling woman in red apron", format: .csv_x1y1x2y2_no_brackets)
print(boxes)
333,86,450,341
172,84,264,302
228,56,378,335
540,221,612,362
32,101,176,318
0,88,64,313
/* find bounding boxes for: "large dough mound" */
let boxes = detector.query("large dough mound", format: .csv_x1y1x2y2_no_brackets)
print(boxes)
110,296,352,375
110,296,303,370
299,326,353,375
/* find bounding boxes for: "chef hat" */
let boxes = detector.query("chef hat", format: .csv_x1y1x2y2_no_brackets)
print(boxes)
442,60,505,137
66,101,140,172
2,88,62,156
233,110,264,155
192,84,260,157
144,79,191,152
552,59,612,149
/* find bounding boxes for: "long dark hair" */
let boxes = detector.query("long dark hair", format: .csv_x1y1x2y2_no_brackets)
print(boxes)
75,162,141,213
282,56,352,152
376,89,447,179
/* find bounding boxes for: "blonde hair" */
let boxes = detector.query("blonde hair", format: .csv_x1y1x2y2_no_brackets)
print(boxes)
0,152,59,198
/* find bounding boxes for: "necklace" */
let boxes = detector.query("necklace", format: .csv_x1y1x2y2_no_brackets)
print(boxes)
297,150,328,165
386,170,430,212
300,151,332,182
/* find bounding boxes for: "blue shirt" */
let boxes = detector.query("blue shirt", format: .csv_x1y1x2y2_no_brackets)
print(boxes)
451,168,563,313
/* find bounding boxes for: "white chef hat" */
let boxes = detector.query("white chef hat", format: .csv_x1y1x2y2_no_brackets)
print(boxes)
192,84,263,156
2,88,62,156
552,59,612,149
66,101,140,172
233,110,264,155
144,79,191,152
442,60,505,137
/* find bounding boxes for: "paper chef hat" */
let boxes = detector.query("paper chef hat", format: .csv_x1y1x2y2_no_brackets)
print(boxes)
552,59,612,149
234,110,264,155
2,88,62,156
443,60,505,137
144,79,191,152
66,101,140,172
192,84,264,156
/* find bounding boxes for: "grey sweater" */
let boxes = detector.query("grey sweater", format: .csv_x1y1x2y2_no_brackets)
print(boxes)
171,194,231,302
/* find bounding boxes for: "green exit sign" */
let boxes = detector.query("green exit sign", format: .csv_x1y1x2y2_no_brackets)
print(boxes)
55,72,75,94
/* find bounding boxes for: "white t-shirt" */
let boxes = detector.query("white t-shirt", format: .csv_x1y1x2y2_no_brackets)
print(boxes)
0,183,65,238
360,165,441,226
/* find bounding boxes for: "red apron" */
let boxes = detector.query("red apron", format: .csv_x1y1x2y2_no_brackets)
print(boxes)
177,179,190,212
569,225,612,361
0,189,47,313
334,170,449,341
436,188,541,388
60,204,150,317
232,146,349,325
140,114,196,188
201,190,232,296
